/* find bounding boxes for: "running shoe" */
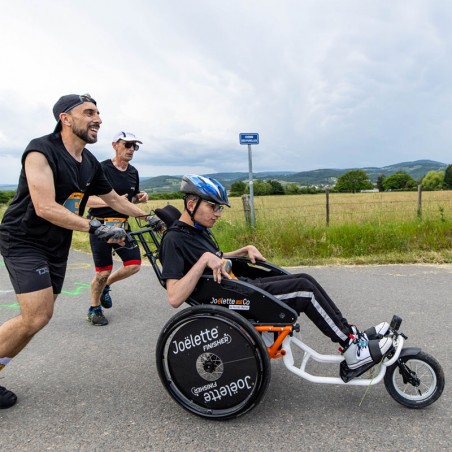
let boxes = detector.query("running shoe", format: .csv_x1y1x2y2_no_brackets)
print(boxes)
100,285,112,309
0,385,17,409
87,306,109,326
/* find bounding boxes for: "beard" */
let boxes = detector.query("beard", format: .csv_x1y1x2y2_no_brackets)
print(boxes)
72,123,98,144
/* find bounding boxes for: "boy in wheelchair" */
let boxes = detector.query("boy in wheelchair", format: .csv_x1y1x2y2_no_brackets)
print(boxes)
159,175,393,371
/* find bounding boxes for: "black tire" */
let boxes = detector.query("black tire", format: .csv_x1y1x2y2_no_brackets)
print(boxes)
156,305,271,420
384,351,445,409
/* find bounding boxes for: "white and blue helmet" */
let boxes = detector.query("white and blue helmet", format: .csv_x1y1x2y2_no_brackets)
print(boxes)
181,175,230,207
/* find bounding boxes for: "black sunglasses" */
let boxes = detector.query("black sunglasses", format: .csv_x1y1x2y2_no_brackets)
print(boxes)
122,141,139,151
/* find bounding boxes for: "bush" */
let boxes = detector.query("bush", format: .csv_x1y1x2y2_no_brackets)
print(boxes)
148,192,184,201
422,171,445,191
383,172,417,190
0,191,16,205
335,170,373,193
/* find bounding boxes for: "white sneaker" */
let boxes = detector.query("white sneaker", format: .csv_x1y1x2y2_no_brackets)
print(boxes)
364,322,390,340
343,330,393,370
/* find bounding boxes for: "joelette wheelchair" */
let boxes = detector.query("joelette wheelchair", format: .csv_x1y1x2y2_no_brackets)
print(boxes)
130,207,445,420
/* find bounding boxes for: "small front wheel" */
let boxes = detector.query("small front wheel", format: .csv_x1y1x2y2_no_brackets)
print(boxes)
384,351,444,409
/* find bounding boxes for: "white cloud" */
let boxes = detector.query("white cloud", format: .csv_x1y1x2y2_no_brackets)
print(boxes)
1,0,452,184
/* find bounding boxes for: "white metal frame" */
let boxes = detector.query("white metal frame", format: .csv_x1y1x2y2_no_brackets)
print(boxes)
281,334,404,386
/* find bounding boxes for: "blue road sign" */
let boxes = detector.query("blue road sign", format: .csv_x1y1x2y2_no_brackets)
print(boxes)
239,133,259,145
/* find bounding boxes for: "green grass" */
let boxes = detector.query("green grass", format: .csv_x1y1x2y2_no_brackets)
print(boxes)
212,217,452,266
2,192,452,266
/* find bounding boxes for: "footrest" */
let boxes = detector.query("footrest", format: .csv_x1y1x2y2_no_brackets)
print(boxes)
340,342,395,383
340,360,376,383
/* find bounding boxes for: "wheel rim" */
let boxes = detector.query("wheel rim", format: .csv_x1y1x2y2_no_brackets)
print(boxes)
392,358,437,401
160,312,268,417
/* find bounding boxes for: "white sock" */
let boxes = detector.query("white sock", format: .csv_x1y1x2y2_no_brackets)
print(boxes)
0,357,12,371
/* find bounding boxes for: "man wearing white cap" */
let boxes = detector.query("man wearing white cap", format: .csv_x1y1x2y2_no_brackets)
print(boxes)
86,131,149,325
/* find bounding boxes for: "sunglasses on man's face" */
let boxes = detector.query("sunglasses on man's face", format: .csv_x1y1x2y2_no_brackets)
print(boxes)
121,141,139,151
203,200,224,213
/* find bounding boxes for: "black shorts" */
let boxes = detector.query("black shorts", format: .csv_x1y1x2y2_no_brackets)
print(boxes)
89,234,141,270
2,252,67,295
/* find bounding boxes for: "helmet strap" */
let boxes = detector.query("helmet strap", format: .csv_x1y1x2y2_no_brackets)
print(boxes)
184,196,204,225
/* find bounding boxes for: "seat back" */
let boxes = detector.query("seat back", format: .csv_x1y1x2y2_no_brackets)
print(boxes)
154,205,181,228
130,205,182,288
132,204,297,324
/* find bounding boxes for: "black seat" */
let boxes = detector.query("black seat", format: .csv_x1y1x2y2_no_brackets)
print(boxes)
154,205,181,228
137,204,298,325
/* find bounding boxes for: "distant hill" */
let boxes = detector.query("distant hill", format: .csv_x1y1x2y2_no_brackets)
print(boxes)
1,160,447,193
0,184,18,191
140,160,447,193
139,175,183,193
140,171,298,193
283,160,448,186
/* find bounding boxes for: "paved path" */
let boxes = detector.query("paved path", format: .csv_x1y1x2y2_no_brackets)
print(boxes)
0,251,450,451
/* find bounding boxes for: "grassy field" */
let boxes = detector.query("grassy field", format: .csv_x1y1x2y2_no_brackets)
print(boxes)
3,191,452,266
212,191,452,265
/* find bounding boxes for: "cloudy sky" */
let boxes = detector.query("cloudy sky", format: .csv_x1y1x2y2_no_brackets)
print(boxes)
1,1,452,184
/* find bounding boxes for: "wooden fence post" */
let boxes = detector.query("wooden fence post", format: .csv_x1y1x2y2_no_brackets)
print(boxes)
325,188,330,227
241,194,251,226
417,185,422,219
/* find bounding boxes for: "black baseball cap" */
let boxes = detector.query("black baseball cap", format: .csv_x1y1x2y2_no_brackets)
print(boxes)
53,93,97,132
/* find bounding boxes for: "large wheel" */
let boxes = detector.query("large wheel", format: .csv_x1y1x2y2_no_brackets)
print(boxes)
156,305,271,420
384,350,445,409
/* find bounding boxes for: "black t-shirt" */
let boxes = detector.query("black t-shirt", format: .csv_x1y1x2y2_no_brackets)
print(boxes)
0,132,112,259
160,221,222,281
88,159,140,219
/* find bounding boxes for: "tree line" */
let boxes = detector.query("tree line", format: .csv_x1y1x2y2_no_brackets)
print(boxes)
1,166,451,205
335,166,452,193
227,165,452,196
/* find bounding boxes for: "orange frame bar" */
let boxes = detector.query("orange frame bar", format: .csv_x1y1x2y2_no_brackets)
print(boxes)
254,325,294,359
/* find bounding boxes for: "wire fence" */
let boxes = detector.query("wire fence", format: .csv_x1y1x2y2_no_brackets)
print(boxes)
235,189,452,227
144,189,452,228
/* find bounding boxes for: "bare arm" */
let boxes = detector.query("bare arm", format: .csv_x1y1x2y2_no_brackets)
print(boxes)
166,252,231,308
86,193,128,209
86,195,108,208
88,190,148,209
25,152,90,232
223,245,266,263
98,190,148,217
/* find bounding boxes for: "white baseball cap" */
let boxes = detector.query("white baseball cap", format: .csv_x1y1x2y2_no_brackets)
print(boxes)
113,131,143,143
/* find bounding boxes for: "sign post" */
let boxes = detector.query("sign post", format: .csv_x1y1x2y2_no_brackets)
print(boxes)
239,133,259,228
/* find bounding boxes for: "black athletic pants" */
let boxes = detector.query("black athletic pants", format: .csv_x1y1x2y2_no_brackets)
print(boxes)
247,273,352,345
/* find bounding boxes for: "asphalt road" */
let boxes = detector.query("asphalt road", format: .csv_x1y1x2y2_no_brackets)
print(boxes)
0,251,450,451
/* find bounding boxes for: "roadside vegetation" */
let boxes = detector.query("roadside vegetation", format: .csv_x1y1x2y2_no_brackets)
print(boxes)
2,175,452,267
69,191,452,266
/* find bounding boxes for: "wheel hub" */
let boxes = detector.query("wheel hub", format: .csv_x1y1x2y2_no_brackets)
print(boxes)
196,352,224,381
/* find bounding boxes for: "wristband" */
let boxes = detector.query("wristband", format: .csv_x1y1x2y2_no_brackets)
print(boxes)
89,219,102,234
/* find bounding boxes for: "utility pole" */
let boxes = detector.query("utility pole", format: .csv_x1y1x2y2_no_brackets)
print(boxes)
239,133,259,228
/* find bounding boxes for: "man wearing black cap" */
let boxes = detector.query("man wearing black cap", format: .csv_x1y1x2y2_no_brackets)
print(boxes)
85,131,148,326
0,93,148,409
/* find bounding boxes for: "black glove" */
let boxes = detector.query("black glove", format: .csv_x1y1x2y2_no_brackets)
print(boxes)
89,219,127,241
145,215,166,231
